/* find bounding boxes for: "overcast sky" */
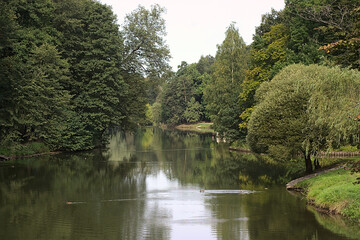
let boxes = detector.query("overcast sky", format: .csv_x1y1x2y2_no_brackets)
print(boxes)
99,0,285,71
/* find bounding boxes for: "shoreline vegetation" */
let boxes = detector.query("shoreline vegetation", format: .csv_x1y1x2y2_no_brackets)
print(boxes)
174,122,215,134
0,142,62,161
0,151,61,161
286,159,360,223
1,125,360,224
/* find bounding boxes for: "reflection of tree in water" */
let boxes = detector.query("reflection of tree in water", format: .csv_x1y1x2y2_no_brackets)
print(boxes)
123,127,305,189
103,130,136,162
0,149,169,240
204,187,352,240
0,128,354,240
152,130,352,240
165,136,304,189
307,206,360,240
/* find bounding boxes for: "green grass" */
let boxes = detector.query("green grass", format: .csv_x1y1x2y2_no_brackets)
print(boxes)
175,122,214,133
0,142,51,157
296,168,360,222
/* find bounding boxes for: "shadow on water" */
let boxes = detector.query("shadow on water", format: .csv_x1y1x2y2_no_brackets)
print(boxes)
0,127,358,240
307,206,360,240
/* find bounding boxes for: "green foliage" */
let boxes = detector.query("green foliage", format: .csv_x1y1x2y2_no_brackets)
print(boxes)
239,4,327,130
161,64,193,124
184,97,203,123
151,102,162,125
144,104,153,126
0,1,19,144
334,145,359,153
160,60,210,125
348,161,360,184
287,0,360,69
196,55,215,75
145,73,167,105
55,0,128,148
240,23,290,129
0,0,75,149
239,107,253,130
205,23,249,140
121,4,171,75
247,64,360,172
241,15,289,107
296,169,360,222
0,1,170,151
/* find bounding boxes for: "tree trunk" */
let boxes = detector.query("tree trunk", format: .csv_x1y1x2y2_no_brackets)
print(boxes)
313,151,321,170
304,152,313,174
314,157,321,170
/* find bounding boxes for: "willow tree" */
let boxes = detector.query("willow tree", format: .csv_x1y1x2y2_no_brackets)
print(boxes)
204,23,249,140
247,64,360,173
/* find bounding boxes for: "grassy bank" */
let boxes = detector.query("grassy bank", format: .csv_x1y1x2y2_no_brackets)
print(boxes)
175,122,214,134
295,167,360,223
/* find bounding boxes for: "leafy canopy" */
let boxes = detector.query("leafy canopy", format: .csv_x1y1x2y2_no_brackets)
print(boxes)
247,64,360,171
204,23,249,140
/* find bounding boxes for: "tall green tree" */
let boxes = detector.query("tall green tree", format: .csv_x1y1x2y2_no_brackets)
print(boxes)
121,4,171,76
204,23,249,140
0,0,19,143
121,4,171,127
240,23,289,126
184,97,203,123
0,0,72,146
159,57,213,125
20,44,72,145
287,0,360,69
161,62,197,124
54,0,127,148
247,64,360,173
239,6,325,130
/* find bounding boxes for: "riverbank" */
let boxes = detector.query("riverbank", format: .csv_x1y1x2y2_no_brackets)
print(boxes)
0,151,61,161
0,142,60,161
287,163,360,223
175,122,215,134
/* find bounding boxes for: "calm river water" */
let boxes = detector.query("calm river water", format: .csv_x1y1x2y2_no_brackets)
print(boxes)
0,128,359,240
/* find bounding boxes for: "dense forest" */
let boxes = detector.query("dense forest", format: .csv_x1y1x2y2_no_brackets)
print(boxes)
1,0,360,172
0,0,170,151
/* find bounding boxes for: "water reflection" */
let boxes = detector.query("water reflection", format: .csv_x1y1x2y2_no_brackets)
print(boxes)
308,206,360,240
0,128,358,240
